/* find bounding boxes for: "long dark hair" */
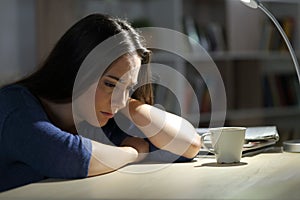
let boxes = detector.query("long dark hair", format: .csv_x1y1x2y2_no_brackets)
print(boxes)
17,13,153,105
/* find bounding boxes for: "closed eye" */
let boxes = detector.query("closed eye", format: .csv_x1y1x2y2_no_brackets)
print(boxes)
104,81,116,88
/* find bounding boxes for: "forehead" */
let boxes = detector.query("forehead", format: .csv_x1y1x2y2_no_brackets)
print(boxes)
104,54,141,79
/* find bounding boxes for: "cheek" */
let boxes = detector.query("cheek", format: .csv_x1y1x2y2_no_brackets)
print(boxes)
95,88,111,110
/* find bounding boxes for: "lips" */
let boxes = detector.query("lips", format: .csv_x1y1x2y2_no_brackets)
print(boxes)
100,111,114,118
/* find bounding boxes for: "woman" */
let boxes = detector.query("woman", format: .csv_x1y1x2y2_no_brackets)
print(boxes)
0,14,201,192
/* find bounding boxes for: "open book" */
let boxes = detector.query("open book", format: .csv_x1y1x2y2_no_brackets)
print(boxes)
196,126,279,156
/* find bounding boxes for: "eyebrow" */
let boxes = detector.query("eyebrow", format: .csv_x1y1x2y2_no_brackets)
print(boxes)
105,75,120,81
105,74,138,86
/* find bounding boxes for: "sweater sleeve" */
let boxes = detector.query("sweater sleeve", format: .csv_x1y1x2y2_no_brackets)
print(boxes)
2,107,92,179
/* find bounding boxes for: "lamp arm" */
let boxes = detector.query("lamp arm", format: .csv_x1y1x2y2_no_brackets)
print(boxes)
258,3,300,85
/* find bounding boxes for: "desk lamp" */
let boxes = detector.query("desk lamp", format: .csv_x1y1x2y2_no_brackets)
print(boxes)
240,0,300,152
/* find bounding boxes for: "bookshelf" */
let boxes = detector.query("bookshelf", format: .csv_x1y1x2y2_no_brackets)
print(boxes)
180,0,300,144
34,0,300,143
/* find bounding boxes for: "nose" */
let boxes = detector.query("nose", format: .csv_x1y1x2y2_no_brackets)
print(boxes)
111,87,129,112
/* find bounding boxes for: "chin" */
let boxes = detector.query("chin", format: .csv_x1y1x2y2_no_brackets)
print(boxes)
99,119,109,127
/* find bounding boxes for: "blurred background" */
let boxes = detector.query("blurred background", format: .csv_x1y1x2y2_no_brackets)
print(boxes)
1,0,300,145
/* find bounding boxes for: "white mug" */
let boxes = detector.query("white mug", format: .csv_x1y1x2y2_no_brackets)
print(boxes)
201,127,246,163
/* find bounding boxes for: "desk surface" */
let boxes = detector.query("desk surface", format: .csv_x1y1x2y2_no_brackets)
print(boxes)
1,148,300,200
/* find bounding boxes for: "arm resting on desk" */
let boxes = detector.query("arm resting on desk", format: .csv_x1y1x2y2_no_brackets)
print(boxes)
87,141,138,177
122,99,201,159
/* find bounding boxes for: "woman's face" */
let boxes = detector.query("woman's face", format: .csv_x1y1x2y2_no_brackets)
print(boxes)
95,54,141,127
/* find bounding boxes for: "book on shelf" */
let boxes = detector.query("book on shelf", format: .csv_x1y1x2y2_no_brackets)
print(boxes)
262,73,299,108
181,75,211,116
205,23,226,52
182,16,226,52
260,16,295,52
183,15,201,51
181,62,216,116
279,16,295,52
183,76,205,115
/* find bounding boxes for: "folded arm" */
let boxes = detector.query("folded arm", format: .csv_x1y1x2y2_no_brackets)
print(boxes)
88,141,138,176
121,99,201,159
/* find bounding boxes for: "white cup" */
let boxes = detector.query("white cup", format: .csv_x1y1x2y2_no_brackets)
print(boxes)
201,127,246,163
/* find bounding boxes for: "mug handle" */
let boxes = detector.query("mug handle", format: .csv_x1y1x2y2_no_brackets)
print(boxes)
201,132,215,154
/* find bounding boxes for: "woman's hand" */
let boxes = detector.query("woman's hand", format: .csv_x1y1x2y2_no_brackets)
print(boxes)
121,137,149,163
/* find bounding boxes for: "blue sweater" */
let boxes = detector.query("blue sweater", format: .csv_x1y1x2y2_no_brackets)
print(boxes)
0,85,92,192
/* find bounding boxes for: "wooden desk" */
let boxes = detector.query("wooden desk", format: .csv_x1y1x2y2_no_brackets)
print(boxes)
1,149,300,199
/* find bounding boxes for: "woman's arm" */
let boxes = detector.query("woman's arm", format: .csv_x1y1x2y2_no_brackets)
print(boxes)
121,99,201,159
88,141,138,176
120,137,149,162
